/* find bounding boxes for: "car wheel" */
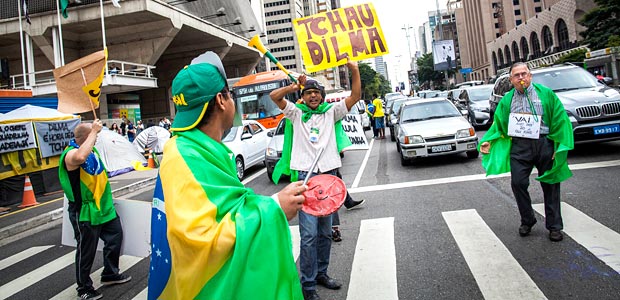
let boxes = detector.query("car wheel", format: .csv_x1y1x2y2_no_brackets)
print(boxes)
400,152,410,166
466,150,479,159
235,156,244,180
390,127,395,141
396,142,401,153
266,166,274,183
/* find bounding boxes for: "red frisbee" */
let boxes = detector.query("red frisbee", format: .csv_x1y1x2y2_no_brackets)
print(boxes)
302,174,347,217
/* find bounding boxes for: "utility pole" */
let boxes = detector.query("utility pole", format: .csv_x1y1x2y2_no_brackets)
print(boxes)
402,25,414,94
436,0,449,89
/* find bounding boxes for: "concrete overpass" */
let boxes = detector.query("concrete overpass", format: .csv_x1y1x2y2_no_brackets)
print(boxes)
0,0,262,121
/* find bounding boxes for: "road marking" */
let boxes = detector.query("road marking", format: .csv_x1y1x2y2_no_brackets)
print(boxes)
132,287,148,300
50,255,142,299
348,159,620,194
443,209,547,300
533,202,620,274
242,167,267,185
352,138,374,188
347,217,398,300
290,225,300,261
0,245,54,272
0,251,74,300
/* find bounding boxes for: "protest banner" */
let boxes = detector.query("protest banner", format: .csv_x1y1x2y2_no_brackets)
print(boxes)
34,119,81,158
342,113,369,150
53,49,107,115
293,3,388,73
0,122,37,154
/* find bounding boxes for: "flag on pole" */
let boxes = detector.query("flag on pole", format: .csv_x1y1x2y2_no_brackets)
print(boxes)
53,49,108,114
111,0,121,8
60,0,70,18
22,0,31,24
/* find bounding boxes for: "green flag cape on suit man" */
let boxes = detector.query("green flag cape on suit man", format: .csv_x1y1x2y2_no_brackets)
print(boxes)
479,83,574,183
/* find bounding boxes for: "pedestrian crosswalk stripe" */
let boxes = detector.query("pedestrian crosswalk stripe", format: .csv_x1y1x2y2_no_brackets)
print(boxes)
0,250,74,300
0,245,53,272
132,287,147,300
533,202,620,274
346,217,398,300
443,209,547,300
50,255,142,299
290,225,300,261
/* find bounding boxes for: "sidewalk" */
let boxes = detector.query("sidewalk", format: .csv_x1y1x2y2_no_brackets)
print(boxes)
0,169,159,247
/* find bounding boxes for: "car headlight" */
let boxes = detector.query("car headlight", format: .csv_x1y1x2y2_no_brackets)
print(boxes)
266,147,277,157
404,135,424,144
566,110,577,124
456,128,475,138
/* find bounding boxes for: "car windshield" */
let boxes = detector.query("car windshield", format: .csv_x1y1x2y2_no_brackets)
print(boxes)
466,86,493,102
222,126,239,142
391,99,407,115
400,101,461,122
533,67,599,92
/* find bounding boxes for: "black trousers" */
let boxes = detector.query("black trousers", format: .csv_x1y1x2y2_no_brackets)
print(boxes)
510,136,563,231
68,210,123,293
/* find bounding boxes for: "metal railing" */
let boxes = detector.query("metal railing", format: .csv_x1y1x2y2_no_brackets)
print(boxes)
7,60,156,90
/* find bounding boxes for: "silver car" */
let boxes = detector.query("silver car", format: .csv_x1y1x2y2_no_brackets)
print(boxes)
396,99,479,166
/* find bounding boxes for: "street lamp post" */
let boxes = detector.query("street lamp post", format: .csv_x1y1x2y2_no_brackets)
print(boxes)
401,25,414,94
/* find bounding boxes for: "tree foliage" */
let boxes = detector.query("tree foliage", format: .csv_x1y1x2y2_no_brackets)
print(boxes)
555,48,588,64
578,0,620,50
358,62,392,99
416,53,446,89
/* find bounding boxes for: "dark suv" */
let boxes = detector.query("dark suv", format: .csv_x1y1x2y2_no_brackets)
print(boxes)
489,64,620,143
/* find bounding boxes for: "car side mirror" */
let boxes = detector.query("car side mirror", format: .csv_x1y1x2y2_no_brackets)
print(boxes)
267,130,274,137
241,133,252,140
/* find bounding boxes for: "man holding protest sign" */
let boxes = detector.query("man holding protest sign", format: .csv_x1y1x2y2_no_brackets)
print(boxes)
269,59,361,300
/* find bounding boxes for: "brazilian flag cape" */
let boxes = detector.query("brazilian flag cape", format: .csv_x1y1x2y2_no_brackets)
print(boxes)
148,128,302,300
272,102,352,184
58,144,116,225
479,83,574,183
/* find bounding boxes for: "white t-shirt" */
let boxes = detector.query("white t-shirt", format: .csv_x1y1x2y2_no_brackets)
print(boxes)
282,101,348,173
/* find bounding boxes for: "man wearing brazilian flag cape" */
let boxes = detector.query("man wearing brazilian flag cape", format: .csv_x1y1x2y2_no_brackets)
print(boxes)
479,62,574,242
148,51,307,300
269,60,361,300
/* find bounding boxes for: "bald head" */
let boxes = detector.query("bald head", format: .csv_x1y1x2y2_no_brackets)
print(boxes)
74,123,92,145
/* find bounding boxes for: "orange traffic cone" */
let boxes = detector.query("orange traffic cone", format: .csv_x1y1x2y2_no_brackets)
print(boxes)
19,175,39,208
147,151,156,168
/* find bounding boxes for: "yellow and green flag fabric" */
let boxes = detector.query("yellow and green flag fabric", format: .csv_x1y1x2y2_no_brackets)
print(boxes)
479,83,574,184
148,128,302,300
58,144,116,225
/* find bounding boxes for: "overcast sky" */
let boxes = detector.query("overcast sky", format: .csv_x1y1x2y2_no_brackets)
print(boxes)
339,0,447,92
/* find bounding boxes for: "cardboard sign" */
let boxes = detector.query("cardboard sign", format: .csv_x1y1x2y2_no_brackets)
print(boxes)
54,49,107,114
293,3,388,73
34,119,81,158
507,112,541,139
0,122,37,154
342,113,369,150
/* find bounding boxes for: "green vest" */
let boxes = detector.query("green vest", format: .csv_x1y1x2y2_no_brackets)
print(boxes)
58,146,116,225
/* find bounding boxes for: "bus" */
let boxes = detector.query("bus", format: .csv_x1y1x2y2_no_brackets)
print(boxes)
232,70,301,129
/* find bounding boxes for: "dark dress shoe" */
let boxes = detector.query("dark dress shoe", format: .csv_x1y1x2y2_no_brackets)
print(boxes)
303,289,321,300
549,230,563,242
518,220,536,236
316,274,342,290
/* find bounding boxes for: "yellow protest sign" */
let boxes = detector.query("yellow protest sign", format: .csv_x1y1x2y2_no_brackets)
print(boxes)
82,65,105,107
293,3,388,73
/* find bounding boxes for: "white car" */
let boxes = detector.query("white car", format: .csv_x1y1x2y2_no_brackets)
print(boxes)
223,120,270,179
396,98,479,166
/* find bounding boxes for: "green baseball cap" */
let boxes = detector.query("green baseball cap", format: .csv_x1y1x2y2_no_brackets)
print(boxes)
170,51,229,131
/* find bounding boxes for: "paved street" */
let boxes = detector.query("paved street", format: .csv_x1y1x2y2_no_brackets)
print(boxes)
1,130,620,299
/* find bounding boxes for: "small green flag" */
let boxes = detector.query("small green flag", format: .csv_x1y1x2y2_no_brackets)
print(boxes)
60,0,69,18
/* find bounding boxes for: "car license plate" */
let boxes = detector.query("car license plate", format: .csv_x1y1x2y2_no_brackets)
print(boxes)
593,124,620,135
430,144,453,153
